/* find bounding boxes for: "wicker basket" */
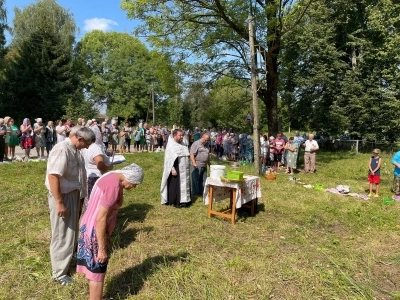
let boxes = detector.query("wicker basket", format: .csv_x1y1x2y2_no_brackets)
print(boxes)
264,173,277,181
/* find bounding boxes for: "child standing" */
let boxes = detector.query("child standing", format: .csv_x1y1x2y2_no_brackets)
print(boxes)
368,149,382,197
392,149,400,200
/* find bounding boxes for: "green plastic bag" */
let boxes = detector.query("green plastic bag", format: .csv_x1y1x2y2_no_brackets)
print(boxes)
383,198,395,205
314,183,324,191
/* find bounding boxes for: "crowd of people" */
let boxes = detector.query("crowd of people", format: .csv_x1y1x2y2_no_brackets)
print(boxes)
0,114,323,179
260,131,320,175
8,113,400,300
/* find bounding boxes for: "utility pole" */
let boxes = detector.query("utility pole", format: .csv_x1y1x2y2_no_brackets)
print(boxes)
249,15,260,175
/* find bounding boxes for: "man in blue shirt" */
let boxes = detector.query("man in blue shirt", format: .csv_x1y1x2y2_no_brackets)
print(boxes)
391,151,400,200
193,127,201,142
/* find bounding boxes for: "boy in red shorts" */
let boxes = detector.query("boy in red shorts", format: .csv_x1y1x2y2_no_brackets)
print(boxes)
368,149,382,197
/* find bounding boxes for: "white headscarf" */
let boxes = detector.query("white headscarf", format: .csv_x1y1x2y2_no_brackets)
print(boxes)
114,163,144,184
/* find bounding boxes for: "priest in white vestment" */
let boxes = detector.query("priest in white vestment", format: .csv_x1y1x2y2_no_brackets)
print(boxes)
160,129,191,207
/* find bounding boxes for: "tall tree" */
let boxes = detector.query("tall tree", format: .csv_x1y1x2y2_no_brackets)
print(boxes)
11,0,75,48
280,0,348,134
2,0,79,121
281,0,400,140
77,31,175,122
121,0,312,135
0,0,9,106
0,0,7,59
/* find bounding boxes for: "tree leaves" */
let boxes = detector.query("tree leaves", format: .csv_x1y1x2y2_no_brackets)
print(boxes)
1,0,78,122
280,0,400,141
77,30,176,122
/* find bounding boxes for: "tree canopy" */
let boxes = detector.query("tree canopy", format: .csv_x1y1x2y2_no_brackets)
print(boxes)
280,0,400,140
77,30,176,122
121,0,312,135
1,0,79,122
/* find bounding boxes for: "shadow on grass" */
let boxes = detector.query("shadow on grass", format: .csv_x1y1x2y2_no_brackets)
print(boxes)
237,201,265,222
118,202,154,223
118,226,154,249
104,252,189,299
110,203,154,251
189,194,202,205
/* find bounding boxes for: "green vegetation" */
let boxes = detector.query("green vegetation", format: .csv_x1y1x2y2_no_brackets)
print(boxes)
281,0,400,140
2,0,81,122
1,151,400,299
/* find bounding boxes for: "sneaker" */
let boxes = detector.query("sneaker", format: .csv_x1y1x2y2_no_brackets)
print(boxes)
55,275,73,285
374,194,379,198
368,193,372,197
392,195,400,201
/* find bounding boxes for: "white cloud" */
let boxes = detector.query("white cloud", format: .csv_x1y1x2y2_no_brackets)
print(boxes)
83,18,118,32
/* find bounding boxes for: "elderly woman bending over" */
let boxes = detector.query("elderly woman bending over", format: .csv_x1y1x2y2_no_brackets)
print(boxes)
76,163,144,300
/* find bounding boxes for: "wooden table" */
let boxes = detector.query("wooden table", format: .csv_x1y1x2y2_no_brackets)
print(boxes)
203,176,262,224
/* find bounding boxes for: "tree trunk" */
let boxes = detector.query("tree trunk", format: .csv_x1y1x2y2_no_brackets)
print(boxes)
258,38,280,136
264,71,279,136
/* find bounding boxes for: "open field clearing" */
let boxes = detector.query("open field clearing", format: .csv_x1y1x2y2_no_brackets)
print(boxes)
1,151,400,300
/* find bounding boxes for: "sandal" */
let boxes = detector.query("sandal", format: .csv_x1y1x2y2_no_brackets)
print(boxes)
56,275,73,285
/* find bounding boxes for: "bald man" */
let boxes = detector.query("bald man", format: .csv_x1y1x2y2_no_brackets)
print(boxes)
190,133,210,197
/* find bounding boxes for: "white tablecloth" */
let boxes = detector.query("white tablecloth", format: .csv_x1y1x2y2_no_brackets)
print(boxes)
203,175,262,208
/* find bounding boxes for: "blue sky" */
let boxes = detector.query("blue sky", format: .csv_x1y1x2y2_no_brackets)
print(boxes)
5,0,141,42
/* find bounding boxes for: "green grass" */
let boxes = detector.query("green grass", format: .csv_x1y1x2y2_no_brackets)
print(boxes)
1,151,400,299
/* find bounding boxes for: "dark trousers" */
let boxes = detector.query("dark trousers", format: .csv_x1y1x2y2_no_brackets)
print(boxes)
216,144,223,158
125,138,131,150
0,137,5,161
46,142,54,155
191,166,207,196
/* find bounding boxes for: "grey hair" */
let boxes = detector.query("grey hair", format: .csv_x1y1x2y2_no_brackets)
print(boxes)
70,126,96,143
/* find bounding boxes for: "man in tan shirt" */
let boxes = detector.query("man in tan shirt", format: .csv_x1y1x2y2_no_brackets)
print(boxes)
45,126,95,285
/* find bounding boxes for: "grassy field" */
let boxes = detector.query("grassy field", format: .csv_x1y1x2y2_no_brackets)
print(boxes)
1,150,400,299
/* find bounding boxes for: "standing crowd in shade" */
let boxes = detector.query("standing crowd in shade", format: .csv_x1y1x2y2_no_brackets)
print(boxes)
0,114,321,177
260,131,320,175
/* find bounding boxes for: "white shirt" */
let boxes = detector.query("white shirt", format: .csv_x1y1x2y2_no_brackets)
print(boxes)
182,130,189,146
81,143,110,178
56,125,66,143
90,124,103,146
304,139,319,152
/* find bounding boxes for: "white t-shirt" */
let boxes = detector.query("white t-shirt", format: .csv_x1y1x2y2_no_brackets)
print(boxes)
90,125,103,146
81,143,110,178
304,139,319,152
56,125,66,143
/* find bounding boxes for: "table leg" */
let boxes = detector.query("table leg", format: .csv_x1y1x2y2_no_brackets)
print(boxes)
250,198,255,216
207,185,213,218
231,189,237,225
